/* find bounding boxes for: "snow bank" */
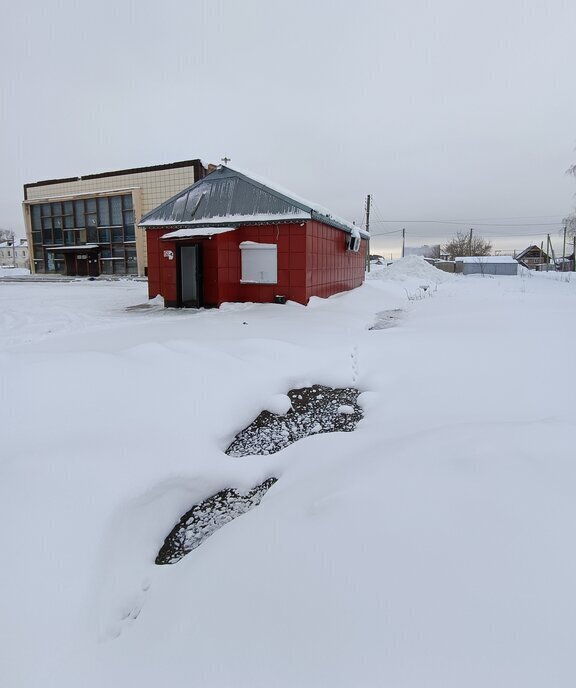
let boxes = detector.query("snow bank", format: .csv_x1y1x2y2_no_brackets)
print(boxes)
263,393,292,415
0,266,30,276
368,255,453,283
3,272,576,687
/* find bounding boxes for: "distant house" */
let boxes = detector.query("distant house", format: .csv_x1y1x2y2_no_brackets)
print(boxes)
404,245,440,259
515,245,551,270
455,256,518,276
141,166,368,308
0,238,29,270
555,252,574,272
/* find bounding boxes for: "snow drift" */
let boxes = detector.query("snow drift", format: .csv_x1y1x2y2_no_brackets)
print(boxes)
2,269,576,687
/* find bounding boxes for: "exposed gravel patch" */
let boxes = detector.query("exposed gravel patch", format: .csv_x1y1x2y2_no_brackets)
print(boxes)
226,385,363,457
156,478,277,565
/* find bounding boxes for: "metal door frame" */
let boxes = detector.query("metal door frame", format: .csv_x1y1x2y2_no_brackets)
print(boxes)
177,243,203,308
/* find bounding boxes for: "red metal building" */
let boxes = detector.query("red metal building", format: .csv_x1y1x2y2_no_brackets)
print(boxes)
140,166,367,308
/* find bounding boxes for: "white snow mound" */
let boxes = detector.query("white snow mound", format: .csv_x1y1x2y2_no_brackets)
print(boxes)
368,255,453,283
0,267,30,276
263,394,292,415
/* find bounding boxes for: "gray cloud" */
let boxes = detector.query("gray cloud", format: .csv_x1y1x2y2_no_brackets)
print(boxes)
2,0,575,256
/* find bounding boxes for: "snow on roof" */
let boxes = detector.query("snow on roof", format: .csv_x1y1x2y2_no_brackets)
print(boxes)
44,244,100,251
455,256,518,263
161,226,237,240
153,213,309,228
224,165,368,237
515,245,546,260
140,165,368,238
239,241,276,249
0,238,27,248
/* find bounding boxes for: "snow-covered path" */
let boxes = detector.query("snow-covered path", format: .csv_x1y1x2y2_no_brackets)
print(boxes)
2,266,576,687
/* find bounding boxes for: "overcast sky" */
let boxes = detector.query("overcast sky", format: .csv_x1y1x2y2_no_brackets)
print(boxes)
2,0,576,256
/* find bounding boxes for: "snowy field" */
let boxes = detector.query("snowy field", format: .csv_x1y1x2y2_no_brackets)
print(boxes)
2,260,576,687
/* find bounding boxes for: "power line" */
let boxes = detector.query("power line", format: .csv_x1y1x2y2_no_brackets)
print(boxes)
388,231,556,238
362,198,568,245
388,214,563,221
369,219,564,227
370,199,388,225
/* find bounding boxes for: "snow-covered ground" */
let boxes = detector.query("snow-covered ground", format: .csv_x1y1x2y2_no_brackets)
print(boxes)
0,266,30,276
2,261,576,687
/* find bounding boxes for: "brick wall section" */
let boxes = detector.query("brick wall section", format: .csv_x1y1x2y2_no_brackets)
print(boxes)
145,221,366,307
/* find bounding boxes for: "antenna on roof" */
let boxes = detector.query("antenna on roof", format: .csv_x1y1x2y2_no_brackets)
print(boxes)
221,156,231,165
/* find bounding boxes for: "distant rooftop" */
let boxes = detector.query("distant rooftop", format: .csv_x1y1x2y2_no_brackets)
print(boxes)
455,256,518,263
0,238,28,248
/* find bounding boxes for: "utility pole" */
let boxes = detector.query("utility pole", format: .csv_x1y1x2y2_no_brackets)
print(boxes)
9,230,15,268
469,228,473,256
550,238,557,265
546,234,551,269
401,227,405,258
573,236,576,272
562,225,567,272
365,194,371,273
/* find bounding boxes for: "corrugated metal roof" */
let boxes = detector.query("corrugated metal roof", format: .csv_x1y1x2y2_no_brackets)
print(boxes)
139,166,366,236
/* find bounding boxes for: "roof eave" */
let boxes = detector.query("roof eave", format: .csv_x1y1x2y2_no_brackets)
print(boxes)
142,215,368,237
140,217,308,230
310,210,369,237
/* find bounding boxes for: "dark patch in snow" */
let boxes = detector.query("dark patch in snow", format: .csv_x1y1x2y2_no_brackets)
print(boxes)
155,478,277,565
226,385,363,457
369,309,402,330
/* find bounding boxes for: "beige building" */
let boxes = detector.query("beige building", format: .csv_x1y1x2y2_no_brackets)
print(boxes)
0,238,29,270
22,159,206,277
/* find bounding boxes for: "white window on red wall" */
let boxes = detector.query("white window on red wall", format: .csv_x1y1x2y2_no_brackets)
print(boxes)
240,242,277,284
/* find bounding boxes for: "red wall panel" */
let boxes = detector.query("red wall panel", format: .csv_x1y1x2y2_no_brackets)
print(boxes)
146,229,162,299
305,220,366,301
145,220,366,308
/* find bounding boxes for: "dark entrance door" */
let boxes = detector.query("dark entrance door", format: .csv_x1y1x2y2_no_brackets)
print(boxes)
88,255,100,277
61,249,101,277
64,253,76,275
75,254,89,276
178,245,202,307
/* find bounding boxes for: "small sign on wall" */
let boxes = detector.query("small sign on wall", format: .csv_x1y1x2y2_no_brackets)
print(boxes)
163,250,174,260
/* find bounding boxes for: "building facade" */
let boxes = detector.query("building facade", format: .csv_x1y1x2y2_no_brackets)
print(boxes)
142,166,368,307
22,159,206,277
0,238,29,270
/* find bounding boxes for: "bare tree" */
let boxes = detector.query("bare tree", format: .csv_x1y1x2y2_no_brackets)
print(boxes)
0,228,14,244
442,231,492,259
562,213,576,238
564,164,576,239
